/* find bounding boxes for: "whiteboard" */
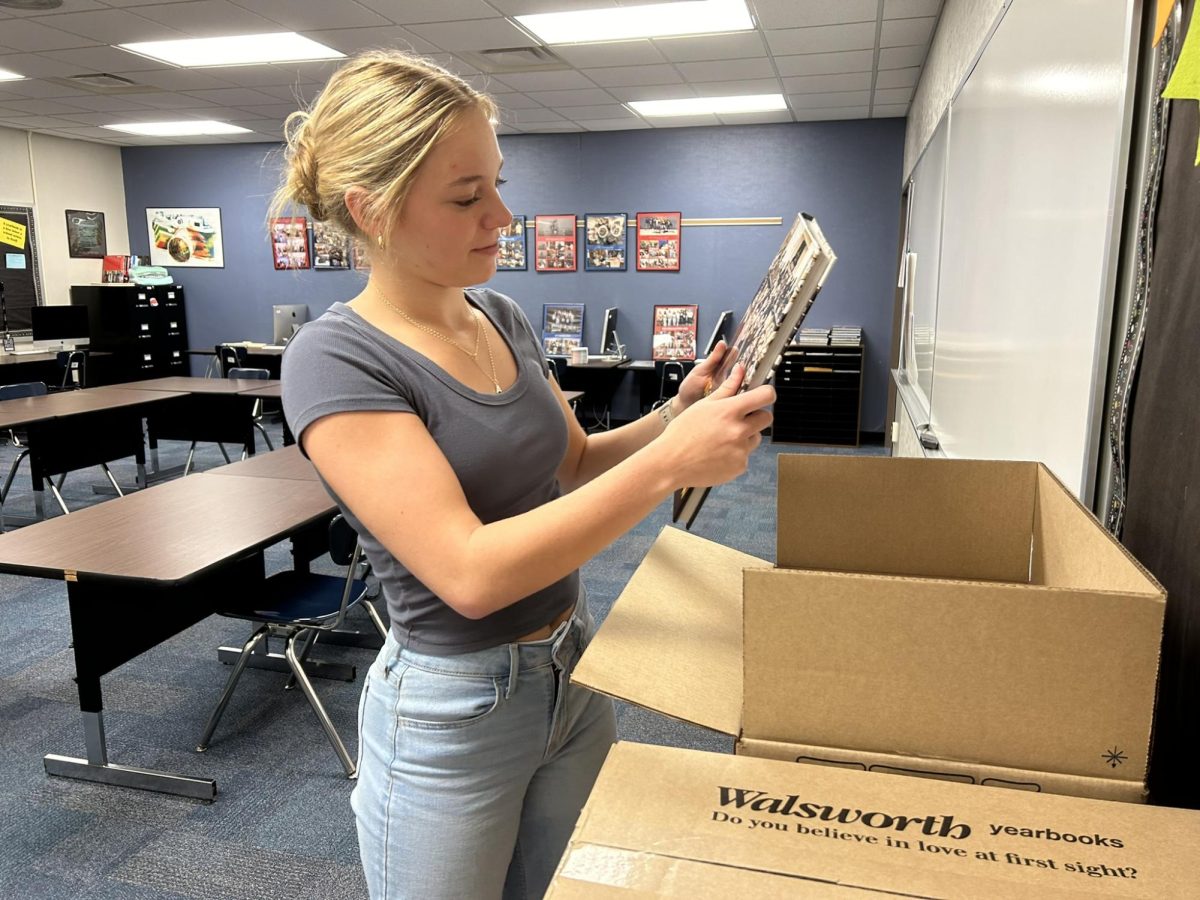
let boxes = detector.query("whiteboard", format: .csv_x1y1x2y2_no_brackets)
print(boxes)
924,0,1137,498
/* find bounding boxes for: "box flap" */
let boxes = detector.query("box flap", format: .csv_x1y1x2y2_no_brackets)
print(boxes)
776,455,1037,584
554,742,1200,899
740,569,1162,781
573,526,770,737
1032,465,1166,596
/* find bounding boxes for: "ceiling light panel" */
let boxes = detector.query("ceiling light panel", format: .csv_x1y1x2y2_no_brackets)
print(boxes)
103,120,252,136
517,0,753,45
0,69,26,82
629,93,786,117
117,33,344,68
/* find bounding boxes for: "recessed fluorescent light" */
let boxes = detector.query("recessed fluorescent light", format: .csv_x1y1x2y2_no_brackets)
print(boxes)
629,94,787,117
0,68,26,82
103,120,252,136
516,0,752,45
117,32,344,67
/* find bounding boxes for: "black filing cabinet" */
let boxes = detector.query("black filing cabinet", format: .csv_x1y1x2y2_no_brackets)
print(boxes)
70,284,190,381
771,340,864,447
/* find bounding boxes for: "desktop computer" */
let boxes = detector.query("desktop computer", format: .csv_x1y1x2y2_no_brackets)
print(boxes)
272,304,308,345
28,305,90,351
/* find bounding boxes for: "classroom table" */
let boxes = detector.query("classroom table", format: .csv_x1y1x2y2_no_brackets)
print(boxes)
235,381,292,446
558,358,629,429
0,471,337,800
205,443,317,481
0,386,186,522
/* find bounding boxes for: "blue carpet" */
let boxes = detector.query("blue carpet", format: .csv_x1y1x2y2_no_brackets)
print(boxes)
0,416,884,898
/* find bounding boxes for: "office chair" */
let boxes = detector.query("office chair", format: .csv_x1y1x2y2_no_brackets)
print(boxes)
656,361,686,407
196,514,388,777
546,356,564,383
181,366,274,475
55,350,87,391
214,343,246,378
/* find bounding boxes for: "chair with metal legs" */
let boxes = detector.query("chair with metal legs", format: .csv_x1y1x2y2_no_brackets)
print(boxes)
181,366,274,475
196,514,387,777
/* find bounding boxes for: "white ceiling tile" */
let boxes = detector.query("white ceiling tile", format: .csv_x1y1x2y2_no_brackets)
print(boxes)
765,22,875,56
773,49,874,77
874,66,920,89
873,86,913,105
552,40,666,69
789,90,871,109
492,69,596,91
716,109,793,125
694,78,781,97
522,88,614,107
1,0,109,15
521,121,583,132
606,83,696,102
585,64,682,88
653,31,766,63
31,9,185,45
646,113,721,129
407,18,531,52
131,1,282,37
43,93,154,112
883,0,943,19
492,92,544,110
1,97,92,115
124,92,218,109
0,52,92,79
0,19,94,52
196,60,340,87
674,57,775,83
505,107,566,124
881,17,936,47
300,26,440,55
549,103,634,119
40,45,177,73
184,86,283,105
99,0,198,7
872,103,909,117
576,118,650,131
494,122,522,134
356,0,500,25
229,102,300,119
878,45,927,69
782,71,872,94
229,0,390,30
1,114,87,128
133,67,238,91
750,0,877,30
791,105,869,121
488,0,621,13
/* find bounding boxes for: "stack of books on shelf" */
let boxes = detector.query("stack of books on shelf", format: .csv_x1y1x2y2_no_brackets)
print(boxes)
831,326,863,346
796,328,830,346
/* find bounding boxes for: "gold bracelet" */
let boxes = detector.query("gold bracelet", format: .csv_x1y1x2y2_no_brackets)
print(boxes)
658,396,675,429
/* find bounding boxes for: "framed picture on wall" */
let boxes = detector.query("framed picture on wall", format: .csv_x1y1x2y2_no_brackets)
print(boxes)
312,220,352,269
534,214,576,272
541,302,585,356
652,304,698,361
636,211,681,272
497,215,526,270
65,210,106,259
146,207,223,267
269,216,310,270
583,213,627,271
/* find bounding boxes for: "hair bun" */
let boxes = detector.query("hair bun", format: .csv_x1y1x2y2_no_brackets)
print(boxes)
285,112,326,220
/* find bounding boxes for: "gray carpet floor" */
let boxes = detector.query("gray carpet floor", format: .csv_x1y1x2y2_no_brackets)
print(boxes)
0,414,884,899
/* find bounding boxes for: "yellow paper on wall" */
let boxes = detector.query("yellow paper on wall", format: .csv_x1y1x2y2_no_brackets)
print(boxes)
1155,0,1176,46
0,216,27,251
1163,7,1200,164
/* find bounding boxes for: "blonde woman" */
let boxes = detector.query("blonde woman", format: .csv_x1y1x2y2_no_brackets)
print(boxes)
277,51,775,899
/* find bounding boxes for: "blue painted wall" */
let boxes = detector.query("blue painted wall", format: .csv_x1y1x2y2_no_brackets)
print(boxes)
122,118,903,430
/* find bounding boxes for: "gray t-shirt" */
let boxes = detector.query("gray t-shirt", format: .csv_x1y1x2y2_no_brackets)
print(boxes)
281,287,577,655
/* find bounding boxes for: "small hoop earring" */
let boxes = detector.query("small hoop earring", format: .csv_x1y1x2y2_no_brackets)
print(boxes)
376,233,386,251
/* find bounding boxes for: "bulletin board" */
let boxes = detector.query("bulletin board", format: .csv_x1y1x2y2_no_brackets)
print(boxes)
0,205,44,332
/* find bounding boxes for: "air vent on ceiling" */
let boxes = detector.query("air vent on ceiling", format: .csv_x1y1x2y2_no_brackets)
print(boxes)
45,73,150,95
460,46,567,74
0,0,64,10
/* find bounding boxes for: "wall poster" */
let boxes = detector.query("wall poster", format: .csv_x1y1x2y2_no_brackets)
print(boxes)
497,215,526,270
269,216,310,270
65,209,107,258
534,214,576,272
584,213,626,271
146,207,223,267
312,220,352,269
636,212,681,271
652,304,698,361
541,302,585,356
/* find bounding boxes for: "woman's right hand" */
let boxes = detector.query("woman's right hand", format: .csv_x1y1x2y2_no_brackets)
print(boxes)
657,363,775,489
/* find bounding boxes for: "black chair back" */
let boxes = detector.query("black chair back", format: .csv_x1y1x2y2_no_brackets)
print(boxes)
328,515,359,567
0,381,48,402
57,350,87,389
215,344,246,377
227,367,270,381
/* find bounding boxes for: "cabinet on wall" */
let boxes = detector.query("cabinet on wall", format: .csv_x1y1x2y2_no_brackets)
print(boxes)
772,341,864,447
70,284,190,382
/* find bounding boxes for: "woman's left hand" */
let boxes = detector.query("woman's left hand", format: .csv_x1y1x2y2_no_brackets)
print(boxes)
676,340,733,411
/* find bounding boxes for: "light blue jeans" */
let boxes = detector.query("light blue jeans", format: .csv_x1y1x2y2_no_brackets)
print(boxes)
351,591,616,899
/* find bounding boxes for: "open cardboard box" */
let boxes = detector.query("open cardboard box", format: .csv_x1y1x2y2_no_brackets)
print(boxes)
547,742,1200,898
573,455,1166,802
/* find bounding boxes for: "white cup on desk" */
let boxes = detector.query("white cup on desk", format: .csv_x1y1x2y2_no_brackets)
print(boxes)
570,347,588,364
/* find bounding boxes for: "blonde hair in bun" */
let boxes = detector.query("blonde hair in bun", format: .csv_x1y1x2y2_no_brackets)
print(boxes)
270,50,497,242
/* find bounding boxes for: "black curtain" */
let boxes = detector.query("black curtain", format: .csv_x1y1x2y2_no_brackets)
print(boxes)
1123,0,1200,810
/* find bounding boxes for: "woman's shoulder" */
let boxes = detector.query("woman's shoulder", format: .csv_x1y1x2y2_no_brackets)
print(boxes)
468,287,532,336
282,303,395,376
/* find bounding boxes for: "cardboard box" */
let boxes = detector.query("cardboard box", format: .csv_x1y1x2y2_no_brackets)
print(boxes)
573,456,1166,802
547,742,1200,898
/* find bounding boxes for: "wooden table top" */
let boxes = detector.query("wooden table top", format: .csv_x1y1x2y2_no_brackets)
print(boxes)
0,472,336,583
207,445,320,482
0,387,188,429
0,351,59,365
120,376,282,395
566,356,629,369
237,382,282,399
562,390,583,403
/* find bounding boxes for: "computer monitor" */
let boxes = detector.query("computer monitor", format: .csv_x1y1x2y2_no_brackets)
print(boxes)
703,309,734,356
30,305,89,344
273,304,308,345
600,307,619,355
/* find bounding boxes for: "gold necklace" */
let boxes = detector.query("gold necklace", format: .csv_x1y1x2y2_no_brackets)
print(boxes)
376,287,503,393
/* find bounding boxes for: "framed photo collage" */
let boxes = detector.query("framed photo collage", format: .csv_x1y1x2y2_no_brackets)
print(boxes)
496,212,681,274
